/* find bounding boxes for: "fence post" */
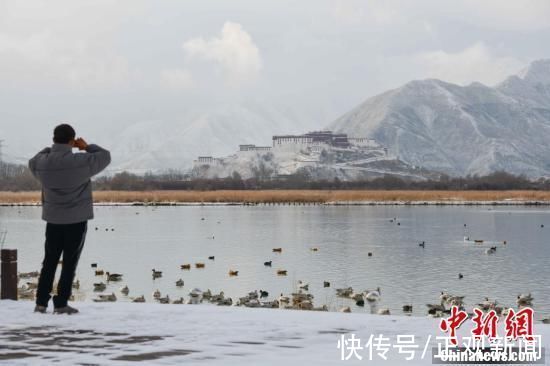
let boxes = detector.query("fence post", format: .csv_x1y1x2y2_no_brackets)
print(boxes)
1,249,17,300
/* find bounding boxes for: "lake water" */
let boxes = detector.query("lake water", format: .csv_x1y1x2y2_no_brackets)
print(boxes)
1,205,549,318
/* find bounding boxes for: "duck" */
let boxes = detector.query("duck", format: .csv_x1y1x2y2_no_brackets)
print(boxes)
298,300,314,310
259,290,269,298
228,270,239,276
356,298,365,307
132,295,145,303
243,298,261,308
264,261,272,266
458,273,464,279
176,279,185,287
217,298,233,306
24,282,38,290
91,263,97,268
323,281,330,288
93,282,106,292
403,304,413,312
418,241,425,248
94,292,117,302
310,247,319,252
377,308,391,315
426,303,446,312
195,263,205,269
485,247,496,255
516,294,533,307
262,299,280,308
542,318,550,324
277,269,287,276
298,280,309,291
95,269,105,276
180,264,191,270
158,295,170,304
208,256,215,260
153,289,161,299
18,288,35,300
336,287,353,297
448,295,465,307
120,285,129,295
172,297,184,304
477,297,497,311
210,291,225,302
202,289,213,300
278,294,290,304
439,291,451,304
106,272,123,281
152,269,162,279
272,248,282,253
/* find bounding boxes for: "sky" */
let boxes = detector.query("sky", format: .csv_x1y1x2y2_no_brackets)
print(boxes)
1,0,550,163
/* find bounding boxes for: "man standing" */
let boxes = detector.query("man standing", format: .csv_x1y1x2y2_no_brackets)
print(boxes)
29,124,111,314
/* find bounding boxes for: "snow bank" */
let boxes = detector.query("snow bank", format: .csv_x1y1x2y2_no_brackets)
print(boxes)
1,301,549,365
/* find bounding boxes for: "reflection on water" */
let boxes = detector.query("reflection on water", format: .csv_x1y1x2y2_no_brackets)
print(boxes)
1,205,549,318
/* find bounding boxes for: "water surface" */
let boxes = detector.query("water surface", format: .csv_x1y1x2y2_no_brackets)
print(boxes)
1,205,549,318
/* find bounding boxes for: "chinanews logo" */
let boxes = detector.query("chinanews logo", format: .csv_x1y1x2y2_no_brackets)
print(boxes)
434,306,544,364
336,306,545,364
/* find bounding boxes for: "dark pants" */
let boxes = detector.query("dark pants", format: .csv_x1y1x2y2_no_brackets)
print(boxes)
36,221,87,308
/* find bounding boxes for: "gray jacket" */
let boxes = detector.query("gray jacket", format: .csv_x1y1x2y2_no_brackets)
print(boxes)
28,143,111,224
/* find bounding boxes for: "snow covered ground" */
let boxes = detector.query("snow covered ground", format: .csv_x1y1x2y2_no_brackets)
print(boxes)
1,300,549,365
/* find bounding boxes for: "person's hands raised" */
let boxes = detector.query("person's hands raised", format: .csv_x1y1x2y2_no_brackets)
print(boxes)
74,138,88,151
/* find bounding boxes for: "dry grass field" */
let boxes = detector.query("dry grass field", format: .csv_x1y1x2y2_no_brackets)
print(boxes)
2,190,550,204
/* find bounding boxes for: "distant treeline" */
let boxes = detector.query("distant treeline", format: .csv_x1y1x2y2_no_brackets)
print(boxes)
92,171,550,191
0,161,40,191
2,161,550,191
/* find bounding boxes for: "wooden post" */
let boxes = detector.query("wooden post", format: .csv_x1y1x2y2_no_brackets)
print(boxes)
1,249,17,300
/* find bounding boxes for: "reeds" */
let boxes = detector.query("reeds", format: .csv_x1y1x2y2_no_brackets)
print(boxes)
2,190,550,204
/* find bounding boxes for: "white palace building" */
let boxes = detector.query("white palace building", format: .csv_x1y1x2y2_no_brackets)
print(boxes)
193,130,384,167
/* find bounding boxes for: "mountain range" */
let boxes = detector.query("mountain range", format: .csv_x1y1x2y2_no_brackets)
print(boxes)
7,59,550,179
330,59,550,177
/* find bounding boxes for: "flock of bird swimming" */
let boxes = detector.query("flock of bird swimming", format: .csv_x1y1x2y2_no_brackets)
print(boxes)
12,216,550,323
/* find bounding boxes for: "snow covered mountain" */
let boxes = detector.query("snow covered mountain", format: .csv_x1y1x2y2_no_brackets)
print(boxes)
107,103,316,174
329,59,550,177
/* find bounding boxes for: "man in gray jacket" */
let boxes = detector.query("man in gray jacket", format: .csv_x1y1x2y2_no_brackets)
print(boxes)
29,124,111,314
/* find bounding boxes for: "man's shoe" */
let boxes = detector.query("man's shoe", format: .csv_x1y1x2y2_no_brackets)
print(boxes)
53,305,79,314
34,305,47,313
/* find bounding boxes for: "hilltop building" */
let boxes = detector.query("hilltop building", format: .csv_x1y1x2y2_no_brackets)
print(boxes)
193,130,383,168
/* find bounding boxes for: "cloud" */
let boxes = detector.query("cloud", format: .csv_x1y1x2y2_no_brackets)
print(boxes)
413,42,524,85
0,0,145,89
160,68,194,90
0,31,131,88
329,0,550,31
182,22,262,86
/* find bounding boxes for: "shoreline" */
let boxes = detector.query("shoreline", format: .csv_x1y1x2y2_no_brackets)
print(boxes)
3,190,550,206
3,200,550,206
